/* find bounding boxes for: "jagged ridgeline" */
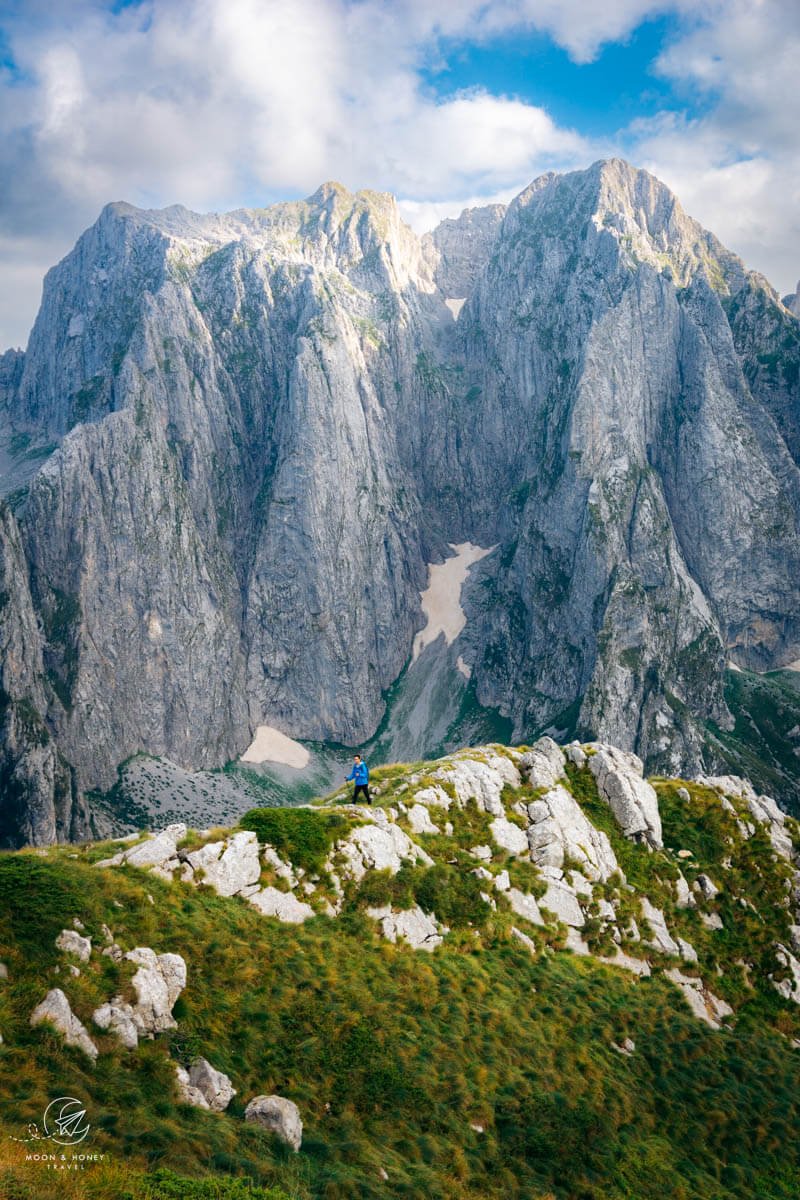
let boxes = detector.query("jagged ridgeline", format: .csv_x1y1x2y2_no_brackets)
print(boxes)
2,159,800,845
1,741,800,1199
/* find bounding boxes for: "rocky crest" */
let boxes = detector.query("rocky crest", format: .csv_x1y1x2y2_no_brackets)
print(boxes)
1,161,800,843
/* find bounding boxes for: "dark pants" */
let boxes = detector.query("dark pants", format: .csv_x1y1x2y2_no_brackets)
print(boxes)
352,783,371,805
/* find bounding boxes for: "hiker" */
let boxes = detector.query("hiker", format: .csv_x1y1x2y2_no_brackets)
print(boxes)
345,754,371,805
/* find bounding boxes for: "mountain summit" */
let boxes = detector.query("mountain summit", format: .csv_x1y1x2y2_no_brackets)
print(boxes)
1,159,800,845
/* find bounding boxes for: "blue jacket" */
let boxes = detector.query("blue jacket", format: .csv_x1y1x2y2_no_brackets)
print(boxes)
346,761,369,785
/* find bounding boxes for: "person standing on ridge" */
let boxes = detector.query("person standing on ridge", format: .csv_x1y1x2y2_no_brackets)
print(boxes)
345,754,371,805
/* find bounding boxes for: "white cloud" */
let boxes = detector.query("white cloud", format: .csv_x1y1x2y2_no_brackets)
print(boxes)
0,0,607,346
0,0,798,348
631,0,800,295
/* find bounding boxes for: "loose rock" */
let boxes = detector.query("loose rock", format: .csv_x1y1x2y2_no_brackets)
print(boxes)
55,929,92,962
244,1095,302,1151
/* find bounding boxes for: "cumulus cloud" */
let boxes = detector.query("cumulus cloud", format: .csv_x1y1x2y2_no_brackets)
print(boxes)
0,0,607,345
635,0,800,296
0,0,797,347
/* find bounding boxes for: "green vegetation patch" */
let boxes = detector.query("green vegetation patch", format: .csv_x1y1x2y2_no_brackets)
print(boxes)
123,1166,293,1199
356,864,491,929
703,667,800,813
238,808,352,876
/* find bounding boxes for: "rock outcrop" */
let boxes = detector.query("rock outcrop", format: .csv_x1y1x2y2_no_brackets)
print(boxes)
525,784,619,881
589,746,663,848
367,905,447,951
93,947,187,1047
30,988,98,1059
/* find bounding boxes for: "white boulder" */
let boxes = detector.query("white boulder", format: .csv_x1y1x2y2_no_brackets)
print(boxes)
126,948,187,1034
262,845,297,886
433,755,516,816
674,873,695,909
506,888,544,926
773,943,800,1004
122,824,187,869
55,929,92,962
640,898,679,955
248,887,315,923
367,906,446,951
244,1095,303,1151
93,999,139,1049
412,785,452,809
335,823,433,882
188,1057,236,1111
510,926,537,954
599,950,651,977
588,745,663,848
519,738,566,790
30,988,98,1060
407,804,440,835
539,880,585,927
694,874,719,900
565,742,587,768
174,1062,210,1108
665,969,733,1029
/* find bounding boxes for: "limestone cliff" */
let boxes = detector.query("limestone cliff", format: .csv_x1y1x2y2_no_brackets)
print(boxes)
2,160,800,842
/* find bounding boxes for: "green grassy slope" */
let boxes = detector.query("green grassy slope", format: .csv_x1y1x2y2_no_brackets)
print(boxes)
1,751,799,1200
704,668,800,814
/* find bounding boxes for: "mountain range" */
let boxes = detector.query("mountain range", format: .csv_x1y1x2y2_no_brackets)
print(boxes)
2,158,800,846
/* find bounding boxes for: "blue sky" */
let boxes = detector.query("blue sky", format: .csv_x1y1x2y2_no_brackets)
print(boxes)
0,0,798,348
421,16,683,137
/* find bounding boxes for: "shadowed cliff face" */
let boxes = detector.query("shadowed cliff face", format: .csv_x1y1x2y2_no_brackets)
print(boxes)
1,159,800,841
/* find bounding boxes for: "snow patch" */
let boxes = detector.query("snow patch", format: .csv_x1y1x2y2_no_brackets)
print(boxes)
241,726,310,769
444,297,466,319
413,543,495,661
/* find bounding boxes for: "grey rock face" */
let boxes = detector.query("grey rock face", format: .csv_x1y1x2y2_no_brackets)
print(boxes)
244,1094,303,1151
3,160,800,839
0,502,97,846
425,203,506,297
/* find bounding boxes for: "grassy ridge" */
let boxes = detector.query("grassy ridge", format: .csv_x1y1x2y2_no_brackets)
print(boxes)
0,756,799,1198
